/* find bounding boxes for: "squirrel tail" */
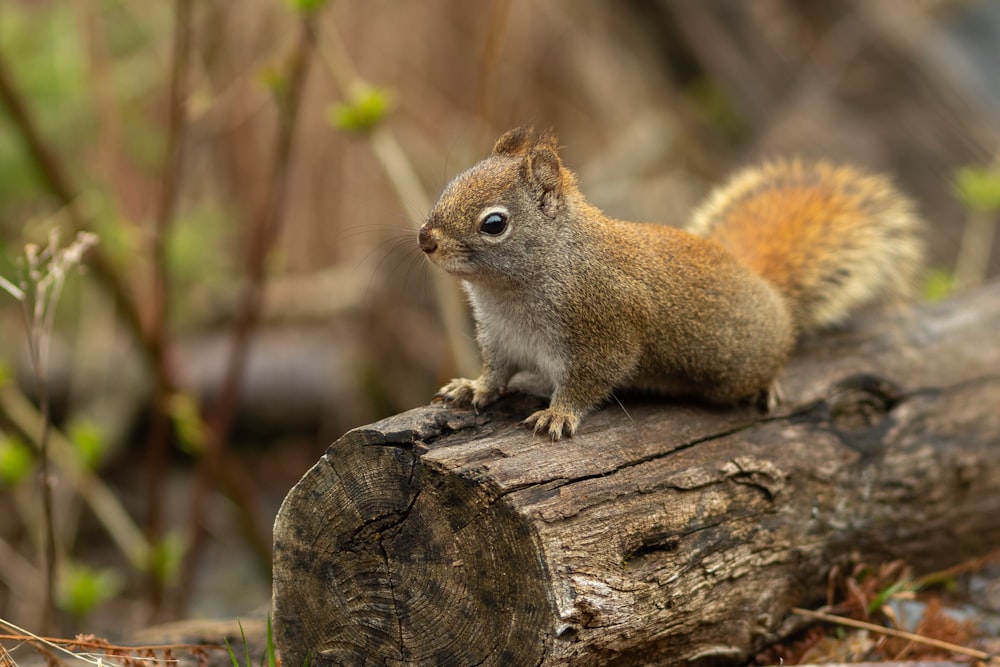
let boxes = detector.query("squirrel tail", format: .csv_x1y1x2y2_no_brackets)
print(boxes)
686,159,925,333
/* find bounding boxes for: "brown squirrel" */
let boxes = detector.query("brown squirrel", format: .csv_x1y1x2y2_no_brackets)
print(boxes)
418,127,924,439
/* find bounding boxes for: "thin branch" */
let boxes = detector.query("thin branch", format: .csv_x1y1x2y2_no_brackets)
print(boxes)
29,285,57,634
0,60,76,206
0,382,151,571
174,13,318,614
2,233,98,632
0,51,149,376
954,149,1000,292
145,0,194,618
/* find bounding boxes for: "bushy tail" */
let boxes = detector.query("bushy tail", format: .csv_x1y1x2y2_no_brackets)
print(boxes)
686,159,924,332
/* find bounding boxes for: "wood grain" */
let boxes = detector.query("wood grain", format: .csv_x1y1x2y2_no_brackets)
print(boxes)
273,282,1000,666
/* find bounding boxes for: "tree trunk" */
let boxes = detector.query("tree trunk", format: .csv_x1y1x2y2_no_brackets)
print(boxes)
272,282,1000,667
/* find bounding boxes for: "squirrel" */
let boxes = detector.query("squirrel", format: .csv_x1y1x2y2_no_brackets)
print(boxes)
418,127,924,439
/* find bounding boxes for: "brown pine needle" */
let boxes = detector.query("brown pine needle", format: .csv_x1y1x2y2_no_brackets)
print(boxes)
791,607,992,661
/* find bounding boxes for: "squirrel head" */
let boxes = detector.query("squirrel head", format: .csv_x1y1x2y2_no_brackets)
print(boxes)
419,127,577,283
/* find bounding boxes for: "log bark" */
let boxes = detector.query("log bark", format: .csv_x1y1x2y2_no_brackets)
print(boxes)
272,282,1000,667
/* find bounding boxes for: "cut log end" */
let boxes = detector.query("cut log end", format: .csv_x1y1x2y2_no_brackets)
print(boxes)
272,406,554,666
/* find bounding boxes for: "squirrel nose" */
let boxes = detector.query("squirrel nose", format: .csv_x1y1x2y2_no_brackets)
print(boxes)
418,226,437,253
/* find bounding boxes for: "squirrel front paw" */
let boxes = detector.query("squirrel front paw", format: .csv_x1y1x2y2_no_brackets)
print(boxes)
432,378,504,411
522,408,581,440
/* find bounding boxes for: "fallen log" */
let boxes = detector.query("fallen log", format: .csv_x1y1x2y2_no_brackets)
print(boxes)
272,281,1000,666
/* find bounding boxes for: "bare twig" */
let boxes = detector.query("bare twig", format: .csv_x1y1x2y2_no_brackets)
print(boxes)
174,12,318,614
27,260,57,635
145,0,194,618
0,381,151,574
0,232,99,632
0,52,147,358
791,607,992,661
0,61,77,207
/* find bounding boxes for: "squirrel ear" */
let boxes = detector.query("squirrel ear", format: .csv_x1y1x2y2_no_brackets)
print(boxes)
493,127,532,156
492,127,560,157
527,145,562,192
526,144,563,217
493,127,564,215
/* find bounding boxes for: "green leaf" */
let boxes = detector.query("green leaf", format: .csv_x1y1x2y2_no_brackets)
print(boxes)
58,563,125,617
867,580,910,615
687,77,748,144
225,618,249,667
259,64,288,99
286,0,330,13
166,203,237,323
167,392,206,454
148,531,185,584
955,166,1000,213
327,87,393,134
68,418,106,470
225,638,242,667
242,618,252,667
82,190,138,263
922,267,955,303
266,615,277,667
0,434,33,486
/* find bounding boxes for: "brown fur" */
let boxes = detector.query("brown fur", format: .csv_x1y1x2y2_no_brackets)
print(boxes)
419,128,924,439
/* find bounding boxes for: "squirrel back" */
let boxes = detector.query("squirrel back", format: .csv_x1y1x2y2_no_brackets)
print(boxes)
687,159,924,333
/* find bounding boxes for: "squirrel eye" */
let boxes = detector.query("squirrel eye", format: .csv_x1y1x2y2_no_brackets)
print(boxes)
479,211,508,236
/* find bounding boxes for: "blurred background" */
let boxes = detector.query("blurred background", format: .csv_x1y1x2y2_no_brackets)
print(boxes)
0,0,998,640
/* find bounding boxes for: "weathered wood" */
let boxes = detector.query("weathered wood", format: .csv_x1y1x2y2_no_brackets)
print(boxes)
273,282,1000,667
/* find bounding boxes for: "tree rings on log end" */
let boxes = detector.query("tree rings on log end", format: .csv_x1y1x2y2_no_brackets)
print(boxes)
272,417,553,666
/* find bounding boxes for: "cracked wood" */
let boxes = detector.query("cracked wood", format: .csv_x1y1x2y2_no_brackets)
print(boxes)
272,281,1000,666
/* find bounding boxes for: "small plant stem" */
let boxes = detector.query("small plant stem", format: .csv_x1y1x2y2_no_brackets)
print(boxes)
0,53,146,349
0,25,187,619
316,25,479,376
954,208,998,292
472,0,512,140
954,150,1000,292
36,378,55,633
145,0,193,618
21,293,57,633
174,13,318,614
913,547,1000,588
0,382,150,572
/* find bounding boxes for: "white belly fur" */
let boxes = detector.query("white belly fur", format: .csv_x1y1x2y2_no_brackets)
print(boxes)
465,282,566,388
